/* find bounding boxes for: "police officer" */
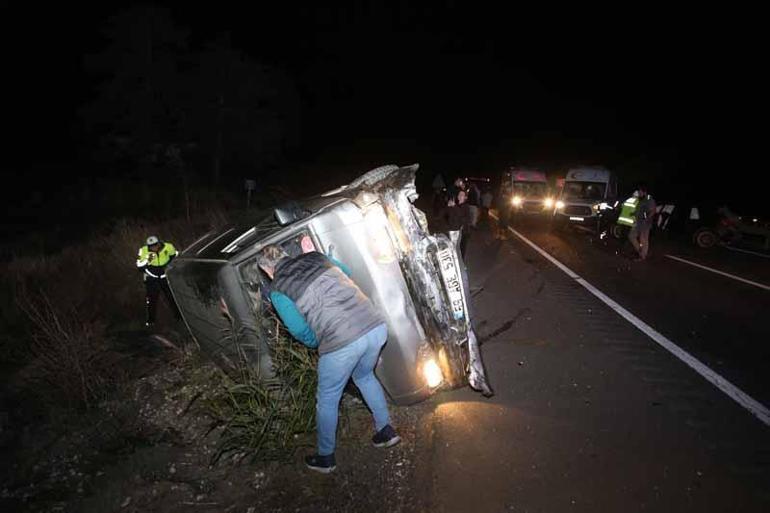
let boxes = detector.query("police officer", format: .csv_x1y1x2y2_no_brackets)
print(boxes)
136,235,179,327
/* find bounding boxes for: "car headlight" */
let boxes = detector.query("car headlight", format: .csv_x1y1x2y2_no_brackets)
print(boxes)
422,358,443,388
511,196,523,206
555,200,565,209
543,198,554,208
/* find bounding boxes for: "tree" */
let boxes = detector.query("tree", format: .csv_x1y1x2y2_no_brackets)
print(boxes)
81,6,191,177
191,35,300,187
79,7,301,216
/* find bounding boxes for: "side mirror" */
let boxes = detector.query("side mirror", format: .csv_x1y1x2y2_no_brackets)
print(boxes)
274,201,310,226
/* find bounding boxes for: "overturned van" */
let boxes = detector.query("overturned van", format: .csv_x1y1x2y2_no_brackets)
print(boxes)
166,164,492,405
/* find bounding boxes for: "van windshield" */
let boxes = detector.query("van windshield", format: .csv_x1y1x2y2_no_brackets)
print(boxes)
513,181,547,197
563,181,605,200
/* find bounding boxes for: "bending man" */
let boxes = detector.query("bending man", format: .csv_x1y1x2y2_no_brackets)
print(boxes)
257,245,399,473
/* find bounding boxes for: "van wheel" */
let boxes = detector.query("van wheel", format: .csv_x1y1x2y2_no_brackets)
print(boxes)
611,224,626,239
694,228,718,248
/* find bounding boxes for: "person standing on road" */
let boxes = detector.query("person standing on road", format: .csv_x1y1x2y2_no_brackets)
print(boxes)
495,191,511,240
448,177,466,203
466,180,481,228
480,186,494,228
136,235,179,327
446,189,474,257
257,245,400,474
628,183,657,261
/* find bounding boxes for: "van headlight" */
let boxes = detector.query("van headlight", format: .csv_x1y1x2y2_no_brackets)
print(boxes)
419,345,444,389
423,358,443,388
555,200,565,209
511,196,523,206
543,198,554,208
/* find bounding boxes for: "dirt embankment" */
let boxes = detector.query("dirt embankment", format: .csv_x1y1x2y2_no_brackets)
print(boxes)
1,332,432,513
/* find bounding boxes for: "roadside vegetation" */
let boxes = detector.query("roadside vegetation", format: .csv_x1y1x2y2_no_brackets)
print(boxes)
206,314,324,463
1,211,225,411
0,204,348,512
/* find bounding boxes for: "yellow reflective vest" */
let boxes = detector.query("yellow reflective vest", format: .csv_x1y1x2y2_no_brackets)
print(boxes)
617,197,638,227
136,242,177,279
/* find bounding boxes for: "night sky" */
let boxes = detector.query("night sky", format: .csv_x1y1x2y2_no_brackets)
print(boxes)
4,2,768,242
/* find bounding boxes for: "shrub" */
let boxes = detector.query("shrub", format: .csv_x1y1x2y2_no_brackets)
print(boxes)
16,289,123,410
1,208,231,412
207,313,322,463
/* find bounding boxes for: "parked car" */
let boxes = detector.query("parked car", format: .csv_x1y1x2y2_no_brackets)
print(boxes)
166,164,492,405
690,206,770,251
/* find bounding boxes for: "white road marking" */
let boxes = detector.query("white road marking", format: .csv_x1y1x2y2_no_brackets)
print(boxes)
489,212,770,427
724,245,770,259
665,255,770,292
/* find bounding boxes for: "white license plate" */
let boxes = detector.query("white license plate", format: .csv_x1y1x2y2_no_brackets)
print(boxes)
437,248,465,320
569,216,585,221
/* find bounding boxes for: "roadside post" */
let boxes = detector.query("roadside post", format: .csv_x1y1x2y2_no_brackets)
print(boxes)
245,179,257,209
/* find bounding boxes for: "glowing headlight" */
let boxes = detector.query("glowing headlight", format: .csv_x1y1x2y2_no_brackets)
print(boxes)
423,358,443,388
543,198,554,208
511,196,523,206
555,200,565,209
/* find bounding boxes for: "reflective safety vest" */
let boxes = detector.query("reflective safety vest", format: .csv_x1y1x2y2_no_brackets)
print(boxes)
136,242,177,279
617,196,638,227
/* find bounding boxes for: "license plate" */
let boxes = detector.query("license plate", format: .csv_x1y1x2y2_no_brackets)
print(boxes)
569,216,585,221
437,247,465,320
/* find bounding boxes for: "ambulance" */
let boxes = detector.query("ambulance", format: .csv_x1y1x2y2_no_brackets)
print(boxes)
552,167,618,227
499,167,553,216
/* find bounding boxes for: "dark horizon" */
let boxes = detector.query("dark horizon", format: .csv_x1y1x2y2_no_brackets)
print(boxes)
4,2,768,246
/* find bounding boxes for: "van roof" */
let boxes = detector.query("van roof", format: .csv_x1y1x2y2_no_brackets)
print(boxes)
505,168,547,182
566,167,611,182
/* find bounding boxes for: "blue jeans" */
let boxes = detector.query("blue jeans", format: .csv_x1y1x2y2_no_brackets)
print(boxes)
316,323,390,456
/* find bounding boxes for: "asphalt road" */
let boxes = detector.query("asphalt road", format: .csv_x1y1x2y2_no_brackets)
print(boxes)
416,216,770,512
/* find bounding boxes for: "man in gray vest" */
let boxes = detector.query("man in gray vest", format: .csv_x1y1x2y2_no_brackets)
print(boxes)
258,245,400,473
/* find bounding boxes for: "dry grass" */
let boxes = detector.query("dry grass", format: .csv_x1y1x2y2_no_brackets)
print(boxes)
16,289,122,410
1,208,230,411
